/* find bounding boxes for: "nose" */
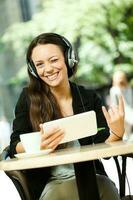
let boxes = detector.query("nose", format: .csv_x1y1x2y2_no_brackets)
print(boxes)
45,63,53,73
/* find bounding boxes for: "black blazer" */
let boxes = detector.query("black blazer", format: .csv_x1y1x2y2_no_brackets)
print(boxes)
9,82,110,199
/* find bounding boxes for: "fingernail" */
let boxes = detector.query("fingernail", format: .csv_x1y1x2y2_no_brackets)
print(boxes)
39,124,42,128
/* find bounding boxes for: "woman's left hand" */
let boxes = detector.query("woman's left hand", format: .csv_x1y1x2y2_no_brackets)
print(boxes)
102,95,125,141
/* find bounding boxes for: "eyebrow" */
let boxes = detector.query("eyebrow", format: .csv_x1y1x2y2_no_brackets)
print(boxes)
34,60,44,64
34,55,58,63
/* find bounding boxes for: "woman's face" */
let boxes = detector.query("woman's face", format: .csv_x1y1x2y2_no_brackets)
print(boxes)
31,44,68,87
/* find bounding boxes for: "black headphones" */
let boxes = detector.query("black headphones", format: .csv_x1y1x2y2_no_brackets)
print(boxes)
27,33,78,78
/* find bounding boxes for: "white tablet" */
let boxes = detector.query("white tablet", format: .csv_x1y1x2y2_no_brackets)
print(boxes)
43,110,97,144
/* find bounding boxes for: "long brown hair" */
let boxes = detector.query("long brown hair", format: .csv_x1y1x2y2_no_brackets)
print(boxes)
26,33,77,130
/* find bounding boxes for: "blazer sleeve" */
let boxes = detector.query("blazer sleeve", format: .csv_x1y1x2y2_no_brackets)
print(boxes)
9,88,33,157
93,91,110,143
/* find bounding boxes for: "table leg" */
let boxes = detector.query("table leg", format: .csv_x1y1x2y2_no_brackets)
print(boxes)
120,156,127,197
74,160,100,200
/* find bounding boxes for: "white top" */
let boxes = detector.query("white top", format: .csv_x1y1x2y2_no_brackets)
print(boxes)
50,140,80,180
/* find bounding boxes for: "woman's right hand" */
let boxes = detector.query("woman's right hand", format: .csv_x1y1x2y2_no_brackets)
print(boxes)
102,95,125,142
40,124,64,151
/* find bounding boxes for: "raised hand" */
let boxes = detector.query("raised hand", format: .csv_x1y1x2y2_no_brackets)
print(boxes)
102,95,125,141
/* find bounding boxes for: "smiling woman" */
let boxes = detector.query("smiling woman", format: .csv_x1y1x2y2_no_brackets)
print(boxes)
9,33,124,200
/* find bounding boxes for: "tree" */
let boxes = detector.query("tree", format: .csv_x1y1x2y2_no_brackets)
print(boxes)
1,0,133,86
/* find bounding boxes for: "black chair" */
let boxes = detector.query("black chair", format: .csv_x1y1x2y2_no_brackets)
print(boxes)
113,154,133,200
0,146,33,200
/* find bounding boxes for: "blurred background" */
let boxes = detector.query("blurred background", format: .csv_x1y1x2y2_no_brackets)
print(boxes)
0,0,133,193
0,0,133,123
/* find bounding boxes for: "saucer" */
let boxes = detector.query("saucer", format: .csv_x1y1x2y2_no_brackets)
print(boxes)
14,149,52,159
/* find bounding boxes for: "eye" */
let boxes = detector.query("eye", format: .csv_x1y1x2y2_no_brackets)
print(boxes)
36,63,44,69
51,58,58,63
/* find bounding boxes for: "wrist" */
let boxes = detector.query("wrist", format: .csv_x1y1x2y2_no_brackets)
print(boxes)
109,130,123,140
106,130,123,143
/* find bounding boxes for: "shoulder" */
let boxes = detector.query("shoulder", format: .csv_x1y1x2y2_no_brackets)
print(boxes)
70,82,101,106
71,81,95,95
17,87,29,102
15,87,30,113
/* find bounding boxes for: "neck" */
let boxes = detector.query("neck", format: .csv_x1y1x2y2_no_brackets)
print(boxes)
51,81,71,101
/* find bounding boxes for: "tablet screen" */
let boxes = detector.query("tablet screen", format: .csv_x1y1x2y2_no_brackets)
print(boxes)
43,111,97,144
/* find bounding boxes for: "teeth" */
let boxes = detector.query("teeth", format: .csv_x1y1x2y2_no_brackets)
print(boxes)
47,73,58,81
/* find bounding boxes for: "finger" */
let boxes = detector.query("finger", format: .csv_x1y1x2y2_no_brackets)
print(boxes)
41,134,63,150
47,129,64,143
118,95,125,115
50,142,61,152
48,134,64,149
39,124,44,135
41,130,64,147
43,125,62,138
108,108,114,118
110,106,118,116
102,106,111,122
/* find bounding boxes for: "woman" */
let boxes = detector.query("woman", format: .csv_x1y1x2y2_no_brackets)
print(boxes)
9,33,125,200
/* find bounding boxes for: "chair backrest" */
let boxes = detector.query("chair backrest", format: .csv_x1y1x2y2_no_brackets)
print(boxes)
0,146,34,200
6,170,32,200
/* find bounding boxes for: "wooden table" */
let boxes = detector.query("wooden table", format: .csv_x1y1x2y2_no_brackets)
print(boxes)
1,140,133,200
1,140,133,171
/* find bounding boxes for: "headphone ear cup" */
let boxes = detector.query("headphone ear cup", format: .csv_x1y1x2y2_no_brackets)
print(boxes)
67,49,78,69
68,58,75,68
27,61,38,78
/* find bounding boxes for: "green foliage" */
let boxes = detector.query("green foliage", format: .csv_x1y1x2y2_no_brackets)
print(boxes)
1,0,133,85
8,65,28,85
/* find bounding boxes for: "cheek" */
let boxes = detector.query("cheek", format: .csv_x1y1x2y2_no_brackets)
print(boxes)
37,70,44,77
57,61,68,72
54,61,64,70
51,64,67,76
60,65,68,77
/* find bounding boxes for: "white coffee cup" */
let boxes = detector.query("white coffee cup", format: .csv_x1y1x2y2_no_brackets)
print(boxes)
20,132,41,153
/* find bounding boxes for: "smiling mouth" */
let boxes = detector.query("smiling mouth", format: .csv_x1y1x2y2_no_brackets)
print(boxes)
47,72,59,81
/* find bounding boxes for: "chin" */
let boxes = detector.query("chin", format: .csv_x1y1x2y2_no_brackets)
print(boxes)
47,79,62,87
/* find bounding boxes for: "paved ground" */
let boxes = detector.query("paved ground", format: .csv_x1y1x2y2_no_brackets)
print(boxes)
102,157,133,196
0,170,21,200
